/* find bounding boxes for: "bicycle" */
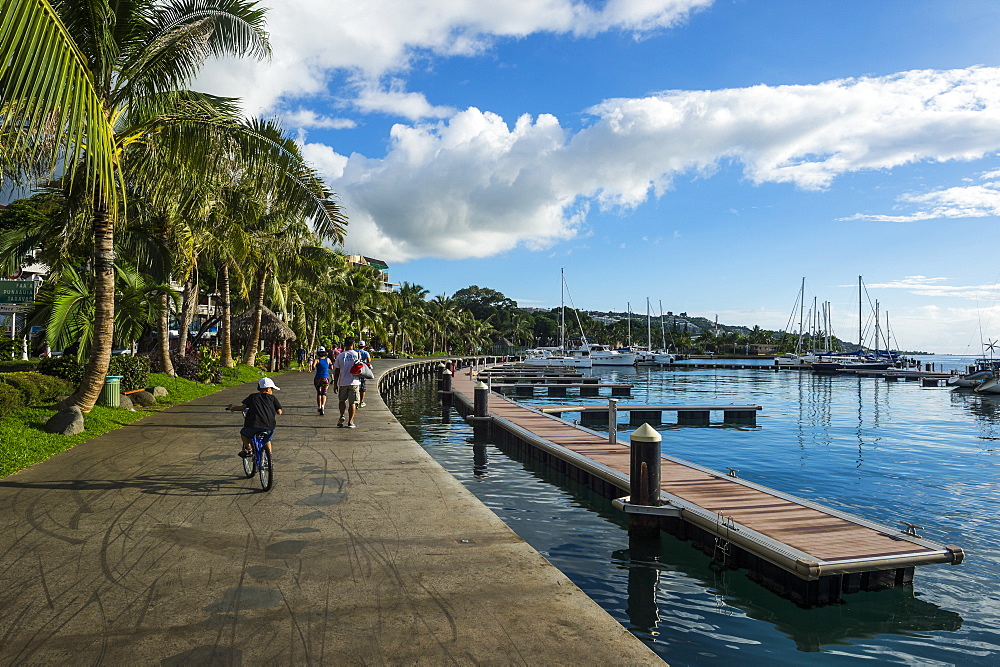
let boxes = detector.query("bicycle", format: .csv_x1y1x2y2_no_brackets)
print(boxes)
234,408,273,491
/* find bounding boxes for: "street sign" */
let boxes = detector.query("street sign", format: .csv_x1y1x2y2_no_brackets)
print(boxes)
0,280,36,304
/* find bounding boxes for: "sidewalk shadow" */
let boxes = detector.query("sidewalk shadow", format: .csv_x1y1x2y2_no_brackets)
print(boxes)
0,472,259,496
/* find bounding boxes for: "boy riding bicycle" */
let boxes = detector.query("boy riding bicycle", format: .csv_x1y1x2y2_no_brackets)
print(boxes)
226,377,283,457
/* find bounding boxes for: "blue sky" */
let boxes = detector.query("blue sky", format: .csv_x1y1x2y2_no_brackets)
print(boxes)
198,0,1000,353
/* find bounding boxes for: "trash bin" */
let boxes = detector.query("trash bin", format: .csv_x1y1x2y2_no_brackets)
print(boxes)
99,375,123,407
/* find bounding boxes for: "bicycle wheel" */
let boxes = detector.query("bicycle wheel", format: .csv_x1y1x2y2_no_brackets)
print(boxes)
242,445,255,477
258,448,272,491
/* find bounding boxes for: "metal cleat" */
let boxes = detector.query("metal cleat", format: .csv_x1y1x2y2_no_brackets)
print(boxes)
726,467,739,478
901,521,924,537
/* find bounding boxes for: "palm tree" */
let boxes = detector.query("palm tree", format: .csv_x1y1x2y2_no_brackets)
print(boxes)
1,0,271,411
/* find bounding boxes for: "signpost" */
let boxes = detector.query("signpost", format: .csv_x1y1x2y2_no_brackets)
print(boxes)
0,280,36,304
0,280,38,360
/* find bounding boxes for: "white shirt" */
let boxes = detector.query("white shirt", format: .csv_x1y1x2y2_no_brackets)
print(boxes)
334,349,361,386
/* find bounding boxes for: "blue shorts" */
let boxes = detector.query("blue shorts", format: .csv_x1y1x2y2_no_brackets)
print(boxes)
240,427,274,444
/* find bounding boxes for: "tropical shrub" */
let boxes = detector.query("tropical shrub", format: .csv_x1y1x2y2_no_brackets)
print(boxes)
108,355,150,392
0,372,74,404
195,347,222,383
0,336,21,360
0,373,40,405
254,353,270,370
38,356,86,384
0,383,26,418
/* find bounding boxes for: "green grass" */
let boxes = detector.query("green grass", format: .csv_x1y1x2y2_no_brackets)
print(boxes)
0,364,268,478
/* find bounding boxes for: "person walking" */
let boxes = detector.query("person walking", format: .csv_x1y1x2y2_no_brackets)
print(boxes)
296,345,306,371
333,339,361,428
356,340,373,408
311,347,333,415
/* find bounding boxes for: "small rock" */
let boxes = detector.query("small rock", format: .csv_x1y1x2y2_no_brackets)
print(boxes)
151,386,168,397
131,390,156,407
44,406,84,435
119,392,135,411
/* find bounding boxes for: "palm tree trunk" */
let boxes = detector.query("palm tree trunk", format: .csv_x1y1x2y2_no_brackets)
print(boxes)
218,261,233,367
241,268,267,366
71,204,114,412
177,260,199,357
308,313,318,352
158,293,175,376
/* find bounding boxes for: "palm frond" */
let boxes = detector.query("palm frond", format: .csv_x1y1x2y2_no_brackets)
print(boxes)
0,0,120,206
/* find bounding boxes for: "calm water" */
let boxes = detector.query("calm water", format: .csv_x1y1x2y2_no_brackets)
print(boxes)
385,357,999,665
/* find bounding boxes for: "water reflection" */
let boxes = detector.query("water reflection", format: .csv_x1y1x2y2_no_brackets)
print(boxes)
517,447,964,653
951,390,1000,445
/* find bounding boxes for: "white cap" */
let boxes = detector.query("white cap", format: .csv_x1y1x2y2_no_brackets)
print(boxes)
317,346,326,352
258,377,280,391
358,340,366,347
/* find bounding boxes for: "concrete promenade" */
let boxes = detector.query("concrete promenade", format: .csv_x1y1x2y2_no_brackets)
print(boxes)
0,360,660,665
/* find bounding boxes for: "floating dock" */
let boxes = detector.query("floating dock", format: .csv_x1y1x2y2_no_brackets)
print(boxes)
446,363,965,606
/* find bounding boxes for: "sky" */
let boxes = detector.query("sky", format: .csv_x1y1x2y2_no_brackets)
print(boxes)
194,0,1000,354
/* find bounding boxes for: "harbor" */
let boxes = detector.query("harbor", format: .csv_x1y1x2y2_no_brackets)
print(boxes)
385,356,997,664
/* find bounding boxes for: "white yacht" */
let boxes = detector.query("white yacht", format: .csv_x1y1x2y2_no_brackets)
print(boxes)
522,347,593,368
569,342,636,366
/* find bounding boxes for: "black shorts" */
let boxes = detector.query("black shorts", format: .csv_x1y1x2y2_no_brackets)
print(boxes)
240,427,274,444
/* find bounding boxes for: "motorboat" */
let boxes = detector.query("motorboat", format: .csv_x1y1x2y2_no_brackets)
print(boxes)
522,347,592,368
974,374,1000,394
950,367,997,388
774,352,823,366
575,343,636,366
617,345,655,363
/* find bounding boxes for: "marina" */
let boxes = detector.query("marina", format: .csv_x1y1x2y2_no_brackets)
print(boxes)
445,363,964,606
384,355,997,664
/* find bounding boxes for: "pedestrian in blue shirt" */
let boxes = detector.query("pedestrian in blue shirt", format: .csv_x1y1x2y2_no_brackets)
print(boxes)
311,347,333,416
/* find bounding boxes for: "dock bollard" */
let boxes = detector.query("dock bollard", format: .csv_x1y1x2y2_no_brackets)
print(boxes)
629,423,662,536
440,368,453,407
471,380,490,442
608,398,619,444
436,363,447,390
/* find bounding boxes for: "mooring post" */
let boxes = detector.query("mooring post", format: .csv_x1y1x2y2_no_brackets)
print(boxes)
608,397,619,444
436,363,447,390
472,380,490,442
440,368,453,407
629,423,662,536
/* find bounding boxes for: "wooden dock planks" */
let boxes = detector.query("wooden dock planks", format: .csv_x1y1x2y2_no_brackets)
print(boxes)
450,366,961,581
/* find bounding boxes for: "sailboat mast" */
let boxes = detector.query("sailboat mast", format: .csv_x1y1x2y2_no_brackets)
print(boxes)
659,299,667,349
797,277,805,353
627,301,631,346
560,268,565,350
646,297,651,349
875,300,880,356
858,276,863,354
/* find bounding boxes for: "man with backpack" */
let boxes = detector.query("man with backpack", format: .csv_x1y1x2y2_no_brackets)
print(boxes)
333,339,361,428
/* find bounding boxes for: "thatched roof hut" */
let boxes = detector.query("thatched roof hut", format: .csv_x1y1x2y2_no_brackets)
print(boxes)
230,306,297,344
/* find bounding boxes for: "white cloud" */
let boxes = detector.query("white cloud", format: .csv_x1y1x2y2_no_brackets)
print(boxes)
194,0,712,115
283,108,357,130
313,66,1000,261
844,170,1000,222
864,276,1000,300
352,79,456,120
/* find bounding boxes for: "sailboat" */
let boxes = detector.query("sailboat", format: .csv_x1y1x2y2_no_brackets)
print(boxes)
523,269,592,368
810,277,894,374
